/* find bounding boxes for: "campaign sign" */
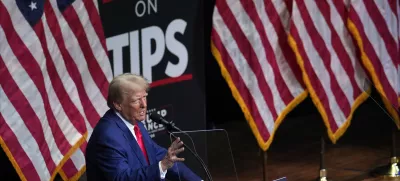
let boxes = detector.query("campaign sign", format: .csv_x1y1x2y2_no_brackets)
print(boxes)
97,0,207,178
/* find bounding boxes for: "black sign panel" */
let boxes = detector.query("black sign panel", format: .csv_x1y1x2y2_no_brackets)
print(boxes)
98,0,207,178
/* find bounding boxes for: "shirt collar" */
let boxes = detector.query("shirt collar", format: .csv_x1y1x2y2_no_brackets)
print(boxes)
115,110,136,130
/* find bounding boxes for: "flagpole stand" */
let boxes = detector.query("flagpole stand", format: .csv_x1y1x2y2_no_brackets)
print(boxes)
370,157,400,178
316,137,332,181
370,127,400,177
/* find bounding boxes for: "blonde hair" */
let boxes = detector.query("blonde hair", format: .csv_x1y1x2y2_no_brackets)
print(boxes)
107,73,149,109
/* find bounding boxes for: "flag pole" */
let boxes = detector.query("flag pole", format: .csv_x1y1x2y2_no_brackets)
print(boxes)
316,136,331,181
262,150,268,181
370,126,400,177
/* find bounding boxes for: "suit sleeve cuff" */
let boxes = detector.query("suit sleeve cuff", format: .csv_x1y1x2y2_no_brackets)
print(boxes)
159,161,168,179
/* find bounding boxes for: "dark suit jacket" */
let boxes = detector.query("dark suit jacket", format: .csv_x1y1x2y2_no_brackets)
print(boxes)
85,109,202,181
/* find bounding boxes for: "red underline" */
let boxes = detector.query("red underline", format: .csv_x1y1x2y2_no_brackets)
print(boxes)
150,74,193,88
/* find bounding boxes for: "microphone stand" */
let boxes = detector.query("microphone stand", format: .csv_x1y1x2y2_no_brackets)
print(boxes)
167,128,213,181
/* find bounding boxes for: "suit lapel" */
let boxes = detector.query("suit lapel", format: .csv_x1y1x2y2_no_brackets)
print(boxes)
125,131,148,166
109,110,148,166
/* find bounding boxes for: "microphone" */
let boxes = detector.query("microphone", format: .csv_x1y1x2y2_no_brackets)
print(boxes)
150,113,213,181
150,113,183,132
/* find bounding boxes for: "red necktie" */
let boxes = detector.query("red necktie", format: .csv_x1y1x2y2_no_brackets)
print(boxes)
134,125,149,163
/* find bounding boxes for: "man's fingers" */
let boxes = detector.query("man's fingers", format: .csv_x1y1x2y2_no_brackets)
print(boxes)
177,140,184,147
175,141,184,149
163,143,186,169
173,137,180,144
171,140,184,150
172,157,185,162
170,138,179,148
174,147,184,154
169,147,184,157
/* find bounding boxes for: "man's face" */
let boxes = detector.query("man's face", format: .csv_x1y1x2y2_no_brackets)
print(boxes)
117,85,148,123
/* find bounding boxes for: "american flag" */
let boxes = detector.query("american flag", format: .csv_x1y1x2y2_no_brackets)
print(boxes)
211,0,388,150
0,0,112,181
347,0,400,128
211,0,307,151
287,0,371,142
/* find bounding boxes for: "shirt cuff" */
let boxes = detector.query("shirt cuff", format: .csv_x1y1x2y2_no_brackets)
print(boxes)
159,161,168,179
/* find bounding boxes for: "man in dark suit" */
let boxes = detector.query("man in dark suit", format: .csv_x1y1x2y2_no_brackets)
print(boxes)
85,73,202,181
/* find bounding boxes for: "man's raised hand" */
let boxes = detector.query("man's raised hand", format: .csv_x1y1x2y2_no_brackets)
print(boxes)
161,137,185,171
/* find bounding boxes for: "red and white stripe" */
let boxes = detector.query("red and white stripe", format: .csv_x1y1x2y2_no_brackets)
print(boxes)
211,0,306,150
398,0,400,105
398,0,400,104
47,0,111,179
348,0,400,124
0,0,111,180
288,0,370,141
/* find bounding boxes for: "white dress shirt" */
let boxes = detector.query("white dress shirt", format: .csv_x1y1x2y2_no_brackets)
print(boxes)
115,111,168,179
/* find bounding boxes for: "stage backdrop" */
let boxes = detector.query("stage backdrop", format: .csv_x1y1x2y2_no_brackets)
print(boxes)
98,0,207,178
